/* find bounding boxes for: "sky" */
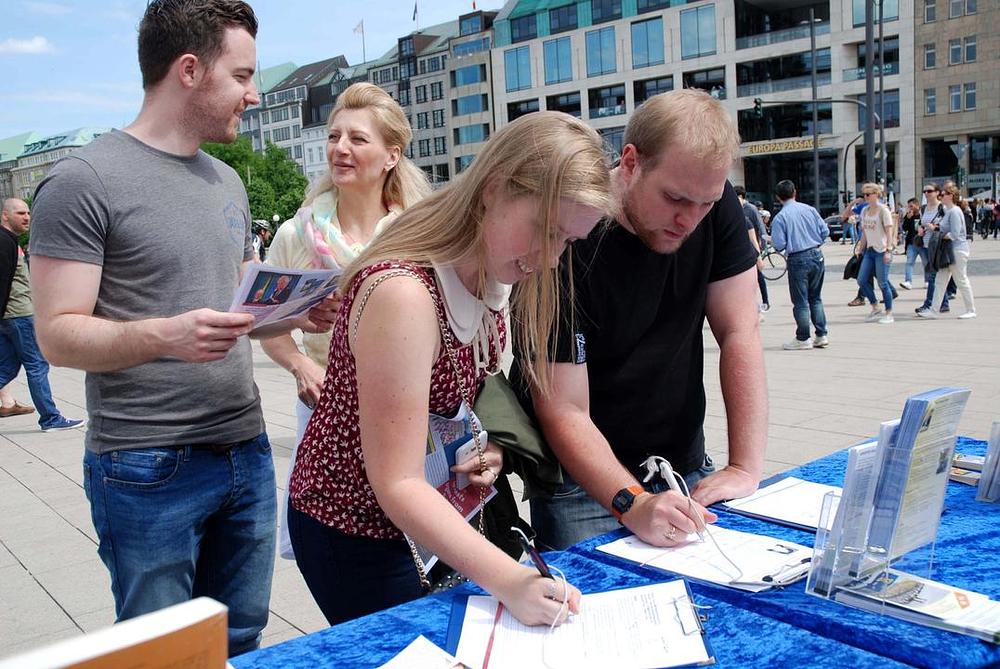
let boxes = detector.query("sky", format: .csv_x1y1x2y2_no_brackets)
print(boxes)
0,0,495,139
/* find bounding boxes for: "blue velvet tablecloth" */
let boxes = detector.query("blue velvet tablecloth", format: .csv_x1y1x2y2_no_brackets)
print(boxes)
571,436,1000,669
232,437,997,668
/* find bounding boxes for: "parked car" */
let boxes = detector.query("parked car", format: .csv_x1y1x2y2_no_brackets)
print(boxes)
825,214,843,242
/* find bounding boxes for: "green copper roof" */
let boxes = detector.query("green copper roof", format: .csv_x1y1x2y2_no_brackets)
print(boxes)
20,127,111,158
254,62,298,94
0,131,40,162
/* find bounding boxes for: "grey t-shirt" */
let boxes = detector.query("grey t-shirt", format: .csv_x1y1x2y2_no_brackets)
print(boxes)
29,130,264,453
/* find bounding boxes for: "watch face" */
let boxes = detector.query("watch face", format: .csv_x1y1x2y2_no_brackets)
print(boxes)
612,488,634,515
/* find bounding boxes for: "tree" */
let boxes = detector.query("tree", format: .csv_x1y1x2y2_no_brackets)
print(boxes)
202,138,308,221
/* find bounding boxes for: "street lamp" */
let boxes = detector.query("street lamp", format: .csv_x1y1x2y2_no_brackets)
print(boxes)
272,213,280,228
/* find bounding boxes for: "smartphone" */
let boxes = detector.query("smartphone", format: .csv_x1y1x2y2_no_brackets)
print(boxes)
454,431,488,490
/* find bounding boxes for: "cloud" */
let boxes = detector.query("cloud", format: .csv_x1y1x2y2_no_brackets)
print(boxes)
0,36,56,54
23,1,72,16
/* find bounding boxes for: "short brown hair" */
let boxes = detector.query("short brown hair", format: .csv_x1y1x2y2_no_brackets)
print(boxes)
623,89,741,169
138,0,258,89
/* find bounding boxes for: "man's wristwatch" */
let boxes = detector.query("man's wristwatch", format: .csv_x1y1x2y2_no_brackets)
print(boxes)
611,484,647,522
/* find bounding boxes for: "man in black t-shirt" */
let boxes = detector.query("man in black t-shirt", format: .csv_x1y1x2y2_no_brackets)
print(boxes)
514,90,766,551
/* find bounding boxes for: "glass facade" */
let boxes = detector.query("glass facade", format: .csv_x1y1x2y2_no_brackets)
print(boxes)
550,5,578,34
547,91,582,118
544,37,573,85
586,27,617,77
599,126,625,160
592,0,622,24
857,90,900,129
452,64,487,87
683,67,725,98
853,0,898,26
460,14,483,36
634,75,674,105
453,94,488,116
737,49,831,97
738,102,833,143
511,15,537,43
680,5,716,59
508,98,540,122
588,84,626,119
734,0,830,50
632,18,665,69
454,124,490,145
745,150,840,216
505,46,532,92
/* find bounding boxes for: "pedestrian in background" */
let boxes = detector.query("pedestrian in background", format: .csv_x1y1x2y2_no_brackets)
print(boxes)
854,183,896,324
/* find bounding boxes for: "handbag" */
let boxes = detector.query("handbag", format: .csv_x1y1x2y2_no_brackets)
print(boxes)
934,237,955,270
843,252,861,280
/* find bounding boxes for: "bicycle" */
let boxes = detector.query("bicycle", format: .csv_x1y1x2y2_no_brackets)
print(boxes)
759,241,787,281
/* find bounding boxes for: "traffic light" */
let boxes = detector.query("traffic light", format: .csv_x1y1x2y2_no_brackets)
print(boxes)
753,98,763,118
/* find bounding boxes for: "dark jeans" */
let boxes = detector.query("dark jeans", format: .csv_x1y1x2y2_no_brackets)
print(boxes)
288,503,424,626
83,434,276,657
0,316,62,427
786,248,828,341
921,270,952,310
757,270,769,306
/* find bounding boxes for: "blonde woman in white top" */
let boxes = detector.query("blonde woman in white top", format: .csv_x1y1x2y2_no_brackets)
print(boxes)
262,83,430,558
854,182,896,324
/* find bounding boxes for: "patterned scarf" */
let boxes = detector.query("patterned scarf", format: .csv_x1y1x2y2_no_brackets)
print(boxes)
294,190,400,269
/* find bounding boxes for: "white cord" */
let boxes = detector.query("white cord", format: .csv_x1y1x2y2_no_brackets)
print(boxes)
542,564,570,669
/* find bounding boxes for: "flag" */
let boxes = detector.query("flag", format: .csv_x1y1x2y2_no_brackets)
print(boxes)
412,2,417,21
353,20,363,35
472,1,477,8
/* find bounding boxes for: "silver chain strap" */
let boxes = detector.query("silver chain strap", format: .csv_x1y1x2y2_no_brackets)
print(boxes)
352,267,489,589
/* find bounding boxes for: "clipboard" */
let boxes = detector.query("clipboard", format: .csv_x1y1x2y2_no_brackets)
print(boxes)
715,475,842,533
446,580,716,668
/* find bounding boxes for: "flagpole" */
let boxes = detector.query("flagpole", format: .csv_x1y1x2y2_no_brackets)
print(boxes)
362,21,366,62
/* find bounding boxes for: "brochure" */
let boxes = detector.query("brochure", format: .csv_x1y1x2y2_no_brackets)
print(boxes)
378,636,470,669
977,422,1000,503
719,476,841,532
230,263,342,330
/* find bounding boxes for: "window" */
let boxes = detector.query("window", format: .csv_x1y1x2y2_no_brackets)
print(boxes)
632,17,664,69
418,139,431,157
739,102,832,142
454,37,491,57
680,5,716,59
417,112,429,129
460,14,483,36
591,0,622,24
291,106,300,118
856,90,899,129
452,64,486,87
272,126,291,142
419,60,427,75
455,155,475,173
949,84,961,112
431,82,443,100
263,130,271,143
399,88,411,106
505,46,532,92
949,38,962,64
588,84,626,119
434,136,447,155
925,88,936,115
511,15,537,43
544,37,573,85
965,82,976,110
294,144,302,159
416,86,427,104
924,44,936,69
853,0,898,25
637,0,672,14
435,163,450,183
454,124,490,145
453,94,488,115
634,75,673,105
432,109,446,127
586,27,617,77
949,0,962,16
965,36,976,62
293,125,300,138
261,111,269,124
598,126,625,160
507,98,539,122
547,91,581,117
550,5,578,34
307,147,314,162
967,0,977,13
925,0,936,21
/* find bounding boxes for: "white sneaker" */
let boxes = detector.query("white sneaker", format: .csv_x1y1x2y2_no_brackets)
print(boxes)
783,338,813,350
759,303,771,313
878,313,894,324
958,311,977,319
865,310,884,323
916,309,938,319
813,335,830,348
899,281,911,290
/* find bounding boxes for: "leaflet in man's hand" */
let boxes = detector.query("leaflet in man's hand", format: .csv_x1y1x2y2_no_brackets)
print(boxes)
230,263,342,330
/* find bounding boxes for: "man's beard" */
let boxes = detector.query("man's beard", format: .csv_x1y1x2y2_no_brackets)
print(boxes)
621,191,687,255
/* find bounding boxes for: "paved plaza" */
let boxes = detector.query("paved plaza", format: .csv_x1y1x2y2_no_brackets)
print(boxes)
2,238,999,659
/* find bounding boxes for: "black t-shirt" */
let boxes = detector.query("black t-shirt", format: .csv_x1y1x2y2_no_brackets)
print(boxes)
513,181,757,478
0,227,19,319
901,213,920,246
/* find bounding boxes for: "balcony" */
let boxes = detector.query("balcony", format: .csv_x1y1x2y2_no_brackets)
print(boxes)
736,22,830,50
590,104,626,119
843,62,899,82
738,73,831,98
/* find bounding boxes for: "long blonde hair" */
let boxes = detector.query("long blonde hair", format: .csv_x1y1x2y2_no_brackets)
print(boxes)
303,82,430,209
343,111,613,392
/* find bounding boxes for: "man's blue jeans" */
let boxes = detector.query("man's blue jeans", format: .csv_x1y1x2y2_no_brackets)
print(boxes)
857,248,893,311
786,248,828,341
83,434,276,657
904,245,927,284
529,452,715,551
0,316,61,427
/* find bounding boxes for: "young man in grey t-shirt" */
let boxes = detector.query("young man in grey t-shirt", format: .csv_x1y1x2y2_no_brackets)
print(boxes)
28,1,335,656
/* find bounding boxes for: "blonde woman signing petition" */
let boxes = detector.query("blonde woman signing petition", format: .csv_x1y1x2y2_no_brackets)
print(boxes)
261,83,430,559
